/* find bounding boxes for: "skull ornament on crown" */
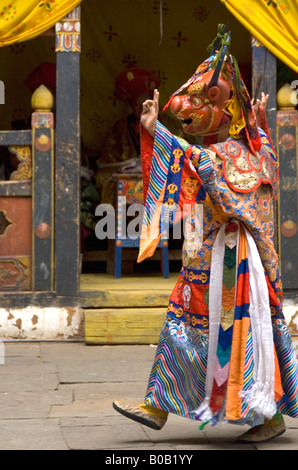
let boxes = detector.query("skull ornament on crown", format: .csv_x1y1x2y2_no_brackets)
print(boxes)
163,24,261,155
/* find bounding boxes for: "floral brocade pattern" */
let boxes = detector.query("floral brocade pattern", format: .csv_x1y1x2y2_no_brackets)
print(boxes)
184,141,280,290
161,317,209,354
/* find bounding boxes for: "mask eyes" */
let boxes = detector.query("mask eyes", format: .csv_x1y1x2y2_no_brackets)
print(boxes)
190,96,203,108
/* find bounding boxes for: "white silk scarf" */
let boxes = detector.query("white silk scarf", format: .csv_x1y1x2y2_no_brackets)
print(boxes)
195,222,276,422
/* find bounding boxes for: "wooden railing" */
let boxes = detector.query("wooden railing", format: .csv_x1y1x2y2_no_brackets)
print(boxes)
0,85,54,293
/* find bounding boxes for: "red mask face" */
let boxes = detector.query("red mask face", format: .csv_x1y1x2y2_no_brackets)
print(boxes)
169,69,232,136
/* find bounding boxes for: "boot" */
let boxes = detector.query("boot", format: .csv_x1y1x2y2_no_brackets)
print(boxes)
113,401,168,430
237,412,286,443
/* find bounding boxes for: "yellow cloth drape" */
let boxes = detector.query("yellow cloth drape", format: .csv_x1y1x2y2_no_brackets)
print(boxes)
221,0,298,73
0,0,82,46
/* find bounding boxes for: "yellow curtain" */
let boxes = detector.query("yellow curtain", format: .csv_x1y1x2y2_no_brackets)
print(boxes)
0,0,82,46
221,0,298,73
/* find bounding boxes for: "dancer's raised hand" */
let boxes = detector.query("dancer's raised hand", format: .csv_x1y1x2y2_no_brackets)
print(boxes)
140,89,159,137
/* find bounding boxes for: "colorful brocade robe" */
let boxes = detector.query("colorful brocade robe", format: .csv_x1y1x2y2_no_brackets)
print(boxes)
138,121,298,426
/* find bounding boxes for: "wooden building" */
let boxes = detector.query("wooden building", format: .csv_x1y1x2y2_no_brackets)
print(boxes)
0,0,297,342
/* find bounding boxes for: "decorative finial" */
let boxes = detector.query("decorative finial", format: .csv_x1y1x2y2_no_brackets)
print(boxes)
31,85,54,112
277,83,296,110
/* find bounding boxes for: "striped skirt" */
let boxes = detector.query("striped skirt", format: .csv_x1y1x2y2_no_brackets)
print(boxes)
144,221,298,426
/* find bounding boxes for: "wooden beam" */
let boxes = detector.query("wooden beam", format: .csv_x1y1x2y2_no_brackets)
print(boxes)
0,291,79,308
0,181,31,196
0,130,31,146
252,37,277,147
55,6,81,297
84,308,165,345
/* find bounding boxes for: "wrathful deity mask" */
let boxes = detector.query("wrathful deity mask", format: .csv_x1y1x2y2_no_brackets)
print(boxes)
169,68,233,136
163,24,262,154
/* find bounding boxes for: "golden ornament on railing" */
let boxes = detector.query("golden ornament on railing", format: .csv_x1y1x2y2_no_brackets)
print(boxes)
31,84,54,112
277,83,296,110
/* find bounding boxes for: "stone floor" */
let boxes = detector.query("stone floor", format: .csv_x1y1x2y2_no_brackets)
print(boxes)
0,341,298,451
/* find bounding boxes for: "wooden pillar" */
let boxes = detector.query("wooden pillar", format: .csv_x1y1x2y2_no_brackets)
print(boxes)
276,86,298,290
31,85,55,291
251,37,279,251
251,37,277,148
55,6,81,297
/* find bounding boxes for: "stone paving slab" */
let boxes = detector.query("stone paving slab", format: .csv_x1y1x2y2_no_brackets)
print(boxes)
0,418,68,450
0,363,59,392
0,389,72,419
0,342,298,451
